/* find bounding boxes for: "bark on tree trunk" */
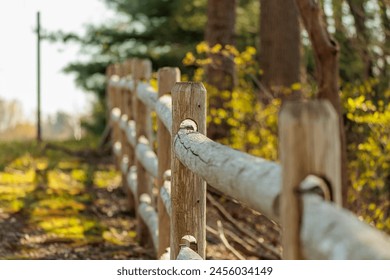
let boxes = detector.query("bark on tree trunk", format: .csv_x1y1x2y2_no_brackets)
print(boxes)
346,0,373,78
205,0,237,141
332,0,344,33
259,0,301,97
378,0,390,81
205,0,236,91
293,0,348,207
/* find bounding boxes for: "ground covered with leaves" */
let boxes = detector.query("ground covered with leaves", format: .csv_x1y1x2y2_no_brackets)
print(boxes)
0,140,280,260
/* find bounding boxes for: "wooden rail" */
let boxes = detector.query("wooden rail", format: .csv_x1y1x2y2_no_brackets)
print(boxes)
106,59,390,260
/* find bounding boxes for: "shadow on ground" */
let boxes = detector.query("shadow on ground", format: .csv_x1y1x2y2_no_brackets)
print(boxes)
0,148,153,259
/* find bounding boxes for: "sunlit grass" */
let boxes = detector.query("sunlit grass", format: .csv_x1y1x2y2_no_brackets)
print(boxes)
7,154,35,171
36,216,98,239
102,227,136,245
57,161,83,170
70,169,87,183
0,184,35,200
31,197,86,216
0,200,25,214
47,170,85,195
0,169,36,184
0,184,35,213
35,158,49,171
0,138,138,255
0,142,40,171
93,169,121,189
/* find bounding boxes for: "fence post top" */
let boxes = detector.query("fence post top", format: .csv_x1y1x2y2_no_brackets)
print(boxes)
172,82,206,93
131,58,152,80
106,64,114,76
279,99,338,121
158,67,180,74
124,59,133,76
113,63,124,76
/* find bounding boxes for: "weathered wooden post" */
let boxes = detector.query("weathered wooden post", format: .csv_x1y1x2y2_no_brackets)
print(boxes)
106,64,114,122
157,67,180,258
112,63,123,168
142,60,155,209
118,62,129,181
171,82,207,259
279,100,342,259
122,59,135,212
106,64,116,160
133,58,152,246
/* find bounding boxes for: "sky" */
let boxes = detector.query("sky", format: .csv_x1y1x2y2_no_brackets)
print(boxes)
0,0,114,119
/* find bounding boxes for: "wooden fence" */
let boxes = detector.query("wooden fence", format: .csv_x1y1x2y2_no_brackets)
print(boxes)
106,58,390,260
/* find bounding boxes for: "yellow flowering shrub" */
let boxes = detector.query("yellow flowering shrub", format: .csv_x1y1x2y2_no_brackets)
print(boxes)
342,79,390,232
183,42,390,234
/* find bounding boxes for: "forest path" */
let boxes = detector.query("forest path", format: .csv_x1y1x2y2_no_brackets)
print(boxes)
0,141,281,260
0,142,152,259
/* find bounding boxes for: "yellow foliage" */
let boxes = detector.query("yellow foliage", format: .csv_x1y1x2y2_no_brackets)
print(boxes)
182,52,196,65
210,44,222,53
183,43,390,234
291,83,302,91
196,41,209,53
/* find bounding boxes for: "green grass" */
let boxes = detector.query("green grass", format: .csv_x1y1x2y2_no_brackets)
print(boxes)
0,137,122,250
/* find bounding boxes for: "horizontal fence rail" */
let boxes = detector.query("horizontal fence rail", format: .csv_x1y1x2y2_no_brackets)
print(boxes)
106,58,390,260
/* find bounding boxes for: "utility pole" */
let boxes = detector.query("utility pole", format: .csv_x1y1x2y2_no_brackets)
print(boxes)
37,11,42,143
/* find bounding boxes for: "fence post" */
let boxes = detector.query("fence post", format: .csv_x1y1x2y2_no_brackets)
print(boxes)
112,63,123,168
171,82,207,259
279,100,342,259
106,64,114,128
122,59,135,213
133,58,152,246
157,67,181,258
118,62,129,197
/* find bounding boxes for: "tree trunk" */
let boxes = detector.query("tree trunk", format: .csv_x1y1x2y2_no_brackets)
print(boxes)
259,0,301,97
332,0,344,33
346,0,373,78
378,0,389,82
205,0,236,91
294,0,348,208
205,0,237,141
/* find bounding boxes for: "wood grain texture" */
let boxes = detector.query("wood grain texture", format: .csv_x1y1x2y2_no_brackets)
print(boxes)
294,0,348,207
171,82,207,259
279,100,341,259
133,58,151,246
157,67,180,258
123,59,135,170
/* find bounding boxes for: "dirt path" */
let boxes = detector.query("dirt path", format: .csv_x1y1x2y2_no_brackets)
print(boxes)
0,153,154,259
0,147,281,260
